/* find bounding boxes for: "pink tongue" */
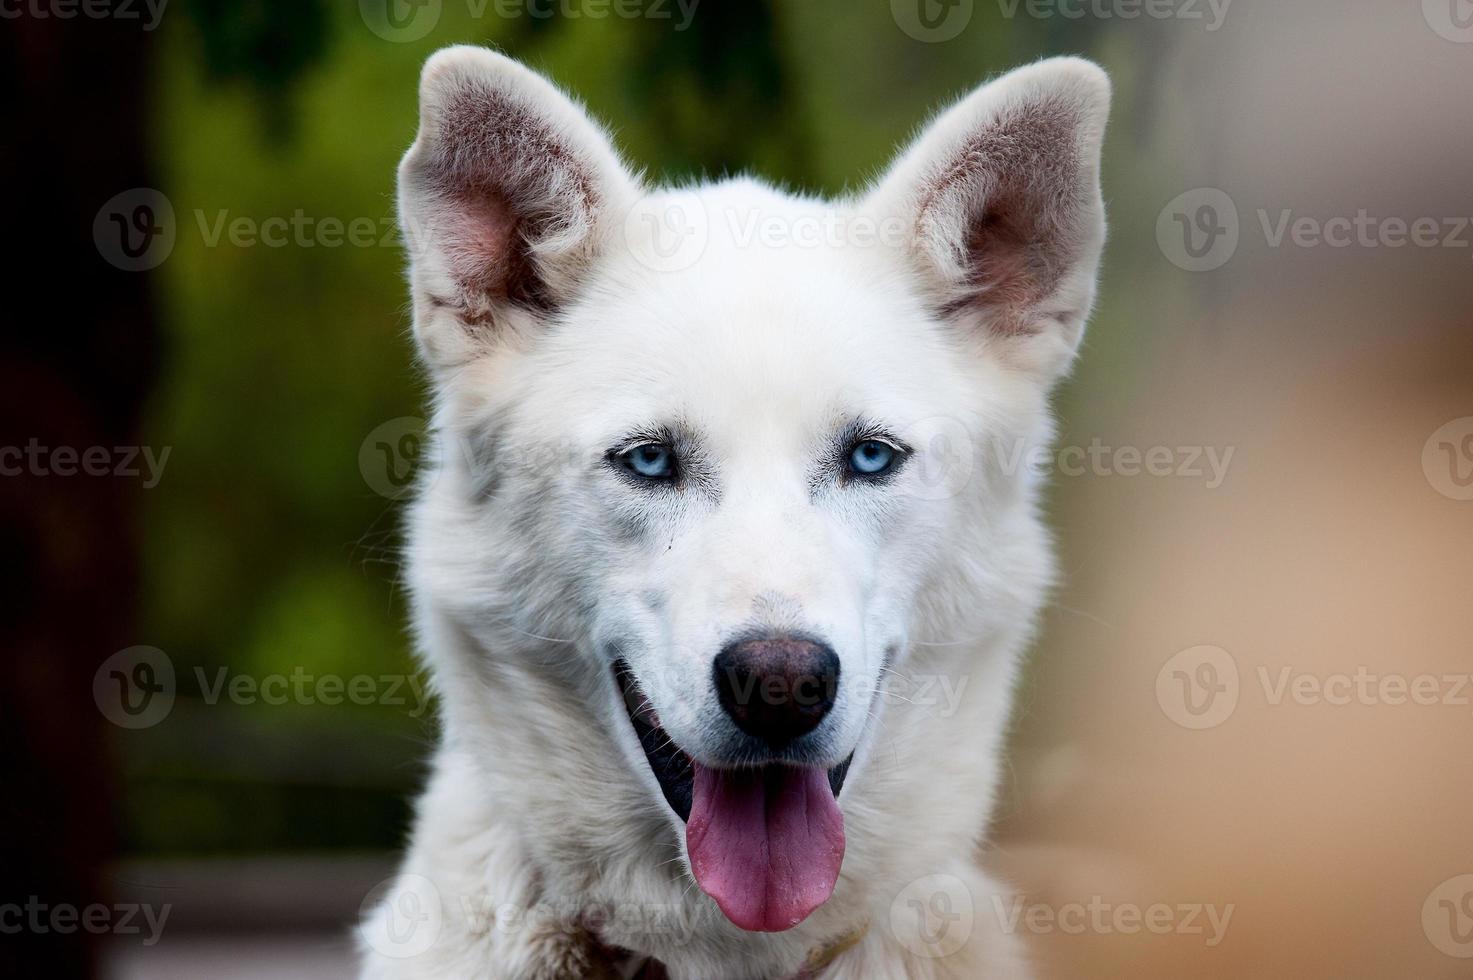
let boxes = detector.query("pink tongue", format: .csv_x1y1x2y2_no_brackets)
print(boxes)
686,764,845,933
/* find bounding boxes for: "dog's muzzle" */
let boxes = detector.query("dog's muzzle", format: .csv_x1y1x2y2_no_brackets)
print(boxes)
612,657,853,933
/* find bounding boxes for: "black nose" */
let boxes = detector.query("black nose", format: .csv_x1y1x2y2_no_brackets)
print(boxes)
713,635,840,746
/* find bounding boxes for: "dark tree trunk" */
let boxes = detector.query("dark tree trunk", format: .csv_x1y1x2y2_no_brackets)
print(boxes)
1,5,161,977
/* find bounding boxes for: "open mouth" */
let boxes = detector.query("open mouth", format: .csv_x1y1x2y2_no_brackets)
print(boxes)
613,659,852,932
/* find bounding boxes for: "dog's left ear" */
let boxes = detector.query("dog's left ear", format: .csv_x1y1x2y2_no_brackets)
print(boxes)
397,46,640,374
867,58,1110,381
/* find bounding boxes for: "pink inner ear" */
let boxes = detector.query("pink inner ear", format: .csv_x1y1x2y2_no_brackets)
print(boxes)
442,188,520,302
926,97,1085,334
417,86,601,319
964,197,1052,335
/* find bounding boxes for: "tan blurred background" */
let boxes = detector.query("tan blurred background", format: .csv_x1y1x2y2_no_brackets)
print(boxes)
996,3,1473,978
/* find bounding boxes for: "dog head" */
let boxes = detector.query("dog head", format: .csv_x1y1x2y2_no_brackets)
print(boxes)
398,46,1108,933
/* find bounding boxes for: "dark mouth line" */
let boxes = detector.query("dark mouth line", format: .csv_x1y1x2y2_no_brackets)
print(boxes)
614,658,697,819
612,659,851,822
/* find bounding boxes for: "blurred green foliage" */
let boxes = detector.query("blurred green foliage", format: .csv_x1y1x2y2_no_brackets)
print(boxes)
133,0,1159,855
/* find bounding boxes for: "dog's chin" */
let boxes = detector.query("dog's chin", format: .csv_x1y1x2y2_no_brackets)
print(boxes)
611,659,852,822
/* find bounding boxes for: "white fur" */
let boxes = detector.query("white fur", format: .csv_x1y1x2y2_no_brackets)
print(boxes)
362,46,1109,980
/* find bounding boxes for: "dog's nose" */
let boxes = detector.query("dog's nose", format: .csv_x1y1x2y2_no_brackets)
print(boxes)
713,635,840,746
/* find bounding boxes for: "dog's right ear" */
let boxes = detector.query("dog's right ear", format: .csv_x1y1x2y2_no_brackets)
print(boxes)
865,58,1110,383
397,46,639,372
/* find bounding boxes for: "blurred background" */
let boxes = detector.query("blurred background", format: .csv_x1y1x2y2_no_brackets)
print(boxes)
3,0,1470,977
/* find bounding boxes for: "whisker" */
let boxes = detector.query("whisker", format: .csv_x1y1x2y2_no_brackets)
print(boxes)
912,636,985,648
1050,602,1115,630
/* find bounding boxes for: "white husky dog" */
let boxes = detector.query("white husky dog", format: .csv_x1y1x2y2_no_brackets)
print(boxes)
360,45,1108,980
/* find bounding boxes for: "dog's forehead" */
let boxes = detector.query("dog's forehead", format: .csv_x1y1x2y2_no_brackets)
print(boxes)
530,182,961,434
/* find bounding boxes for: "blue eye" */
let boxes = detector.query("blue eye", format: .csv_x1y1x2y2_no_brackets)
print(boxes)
622,443,675,480
848,439,897,476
